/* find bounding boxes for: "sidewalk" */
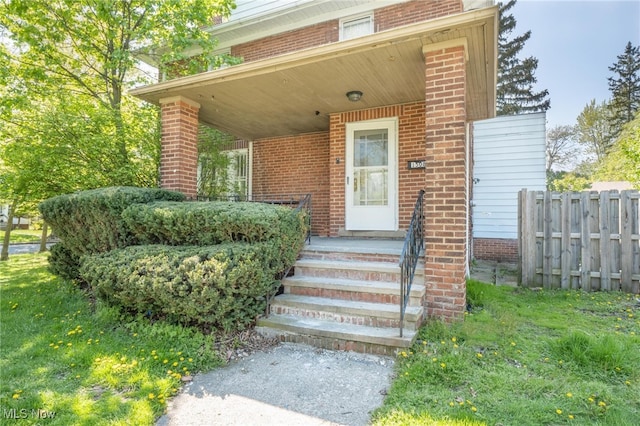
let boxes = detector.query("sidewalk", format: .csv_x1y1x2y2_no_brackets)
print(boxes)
156,343,394,426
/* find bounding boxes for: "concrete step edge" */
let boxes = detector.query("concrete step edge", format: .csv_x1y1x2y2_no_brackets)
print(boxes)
271,294,423,322
296,258,425,274
256,315,416,348
283,275,426,297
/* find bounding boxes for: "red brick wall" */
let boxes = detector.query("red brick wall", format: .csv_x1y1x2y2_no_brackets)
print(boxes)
376,0,463,31
328,102,426,236
423,45,468,321
252,132,330,236
232,21,338,62
473,238,519,263
232,0,463,63
159,97,200,199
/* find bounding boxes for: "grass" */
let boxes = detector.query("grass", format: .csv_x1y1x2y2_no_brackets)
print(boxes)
2,253,639,425
0,253,224,425
372,280,640,426
0,229,49,244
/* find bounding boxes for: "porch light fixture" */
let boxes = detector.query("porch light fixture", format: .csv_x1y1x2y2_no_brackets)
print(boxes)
346,90,363,102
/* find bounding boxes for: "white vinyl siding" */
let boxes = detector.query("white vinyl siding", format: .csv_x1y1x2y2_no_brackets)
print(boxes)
472,112,546,239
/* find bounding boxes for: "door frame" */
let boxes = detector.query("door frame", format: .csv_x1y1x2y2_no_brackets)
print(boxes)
345,117,398,231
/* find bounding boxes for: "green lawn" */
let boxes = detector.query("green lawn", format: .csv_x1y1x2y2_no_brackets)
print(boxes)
0,229,48,244
2,253,639,425
0,253,223,425
373,281,640,425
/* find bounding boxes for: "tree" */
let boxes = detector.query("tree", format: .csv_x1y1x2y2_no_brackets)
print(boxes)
546,125,578,173
197,126,235,199
0,0,235,259
1,0,235,184
593,110,640,188
608,42,640,138
575,99,614,162
497,0,550,115
547,171,590,192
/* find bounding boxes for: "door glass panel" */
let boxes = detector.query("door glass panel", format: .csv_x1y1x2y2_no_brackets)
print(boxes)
353,129,388,206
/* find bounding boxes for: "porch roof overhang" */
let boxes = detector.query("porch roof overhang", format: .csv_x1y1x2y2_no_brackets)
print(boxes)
130,6,498,141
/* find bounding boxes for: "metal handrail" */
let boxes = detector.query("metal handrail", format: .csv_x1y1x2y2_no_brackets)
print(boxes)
399,189,425,337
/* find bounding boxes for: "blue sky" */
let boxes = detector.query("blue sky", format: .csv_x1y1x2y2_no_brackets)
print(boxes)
511,0,640,128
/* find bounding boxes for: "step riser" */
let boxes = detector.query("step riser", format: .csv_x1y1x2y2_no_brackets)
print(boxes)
285,286,423,307
301,251,402,263
294,266,424,285
261,331,399,356
270,305,421,330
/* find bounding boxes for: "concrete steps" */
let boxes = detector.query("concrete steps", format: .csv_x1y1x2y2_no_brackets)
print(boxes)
256,239,425,355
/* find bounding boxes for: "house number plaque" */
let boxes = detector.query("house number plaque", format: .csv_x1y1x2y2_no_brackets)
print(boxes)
407,160,425,170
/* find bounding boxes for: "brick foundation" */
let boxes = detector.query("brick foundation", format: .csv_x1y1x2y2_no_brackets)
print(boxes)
473,238,519,263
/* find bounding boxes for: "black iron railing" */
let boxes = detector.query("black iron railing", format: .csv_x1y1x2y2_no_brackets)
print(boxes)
399,189,425,337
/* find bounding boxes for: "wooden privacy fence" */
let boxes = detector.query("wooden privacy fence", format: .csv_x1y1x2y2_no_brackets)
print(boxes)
519,189,640,293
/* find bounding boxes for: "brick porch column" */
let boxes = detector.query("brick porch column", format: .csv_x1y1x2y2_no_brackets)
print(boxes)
159,96,200,199
423,43,468,320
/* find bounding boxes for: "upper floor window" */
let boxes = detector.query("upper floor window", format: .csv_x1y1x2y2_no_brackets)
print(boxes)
340,14,373,41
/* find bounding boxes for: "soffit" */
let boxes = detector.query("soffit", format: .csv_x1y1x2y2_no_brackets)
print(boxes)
130,7,498,141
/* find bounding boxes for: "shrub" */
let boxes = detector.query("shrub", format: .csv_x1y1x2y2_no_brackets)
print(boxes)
48,242,80,281
39,186,185,278
79,243,282,332
122,200,308,272
122,201,302,244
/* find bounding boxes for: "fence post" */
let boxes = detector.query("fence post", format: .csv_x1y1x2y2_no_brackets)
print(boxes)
519,189,537,287
621,190,633,292
543,191,553,289
599,191,611,291
518,189,525,285
561,192,571,290
580,191,592,291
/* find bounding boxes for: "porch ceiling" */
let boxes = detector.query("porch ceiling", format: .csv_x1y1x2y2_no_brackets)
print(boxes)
130,7,498,141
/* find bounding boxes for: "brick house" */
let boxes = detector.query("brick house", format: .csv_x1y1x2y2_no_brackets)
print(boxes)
131,0,498,351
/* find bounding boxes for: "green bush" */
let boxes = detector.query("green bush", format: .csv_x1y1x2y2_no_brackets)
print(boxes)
122,200,308,272
122,201,301,244
79,243,282,332
48,242,81,281
39,186,185,256
39,187,185,278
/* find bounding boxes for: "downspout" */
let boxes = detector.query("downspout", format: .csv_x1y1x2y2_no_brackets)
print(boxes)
465,122,472,277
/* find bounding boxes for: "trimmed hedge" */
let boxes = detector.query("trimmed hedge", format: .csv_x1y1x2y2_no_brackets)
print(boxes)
122,201,302,245
79,243,281,332
39,186,185,256
39,187,185,278
121,201,308,272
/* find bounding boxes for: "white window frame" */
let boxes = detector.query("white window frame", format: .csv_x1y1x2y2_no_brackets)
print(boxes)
339,13,374,41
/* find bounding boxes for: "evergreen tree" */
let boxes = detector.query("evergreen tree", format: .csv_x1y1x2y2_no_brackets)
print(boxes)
497,0,550,115
608,41,640,137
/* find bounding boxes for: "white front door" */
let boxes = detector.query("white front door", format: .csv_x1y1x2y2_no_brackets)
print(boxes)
345,118,398,231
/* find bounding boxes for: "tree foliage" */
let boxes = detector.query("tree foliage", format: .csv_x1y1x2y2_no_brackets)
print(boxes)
608,42,640,138
0,0,235,259
497,0,550,115
197,126,235,199
593,110,640,188
575,99,614,162
546,124,578,173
